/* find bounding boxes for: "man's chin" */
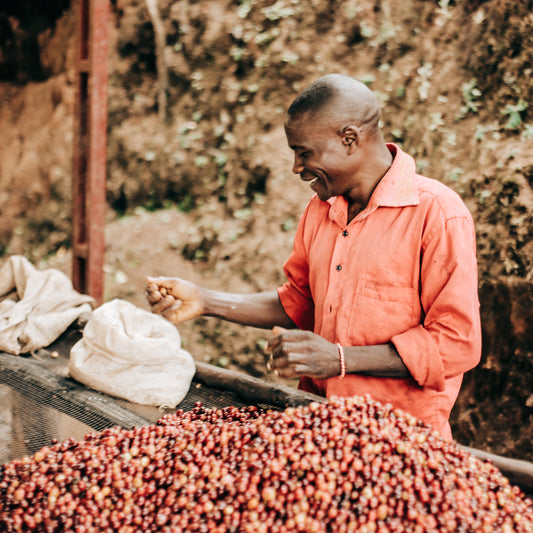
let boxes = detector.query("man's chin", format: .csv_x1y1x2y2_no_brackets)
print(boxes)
310,181,328,201
316,191,331,201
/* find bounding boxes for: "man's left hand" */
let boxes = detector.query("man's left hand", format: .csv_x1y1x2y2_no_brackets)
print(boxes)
267,328,340,379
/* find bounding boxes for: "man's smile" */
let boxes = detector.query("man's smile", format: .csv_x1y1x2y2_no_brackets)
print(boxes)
300,172,321,186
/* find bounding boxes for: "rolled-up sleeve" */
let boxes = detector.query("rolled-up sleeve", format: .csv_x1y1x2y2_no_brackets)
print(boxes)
277,209,315,332
392,215,482,391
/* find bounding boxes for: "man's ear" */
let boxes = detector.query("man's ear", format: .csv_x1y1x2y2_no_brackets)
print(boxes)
341,125,359,152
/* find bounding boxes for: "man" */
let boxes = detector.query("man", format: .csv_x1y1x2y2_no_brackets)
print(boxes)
146,73,482,440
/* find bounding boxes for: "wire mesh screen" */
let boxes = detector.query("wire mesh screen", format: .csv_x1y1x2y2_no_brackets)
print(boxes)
0,377,266,465
0,326,283,464
0,385,95,465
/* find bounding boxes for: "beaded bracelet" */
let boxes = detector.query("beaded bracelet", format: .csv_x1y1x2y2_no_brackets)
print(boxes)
337,343,346,378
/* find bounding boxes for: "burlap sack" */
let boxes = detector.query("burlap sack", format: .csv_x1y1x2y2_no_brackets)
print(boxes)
69,299,196,408
0,255,94,354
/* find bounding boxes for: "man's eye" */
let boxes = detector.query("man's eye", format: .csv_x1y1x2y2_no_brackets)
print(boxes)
300,152,310,159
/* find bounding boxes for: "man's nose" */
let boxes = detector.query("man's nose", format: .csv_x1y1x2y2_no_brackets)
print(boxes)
292,155,304,174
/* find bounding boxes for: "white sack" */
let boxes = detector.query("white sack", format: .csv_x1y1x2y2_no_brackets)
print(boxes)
69,299,196,408
0,255,94,354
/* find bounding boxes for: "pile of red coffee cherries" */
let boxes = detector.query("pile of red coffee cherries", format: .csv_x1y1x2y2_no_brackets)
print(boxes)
1,396,532,532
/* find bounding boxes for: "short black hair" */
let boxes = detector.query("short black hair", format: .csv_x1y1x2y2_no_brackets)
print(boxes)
287,75,382,136
287,79,338,117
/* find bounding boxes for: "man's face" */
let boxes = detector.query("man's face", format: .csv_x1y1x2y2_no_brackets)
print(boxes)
284,113,356,202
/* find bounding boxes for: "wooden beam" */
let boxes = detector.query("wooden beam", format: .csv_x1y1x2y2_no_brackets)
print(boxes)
72,0,109,306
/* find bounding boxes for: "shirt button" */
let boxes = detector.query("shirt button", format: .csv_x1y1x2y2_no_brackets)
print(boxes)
336,264,342,271
342,230,348,237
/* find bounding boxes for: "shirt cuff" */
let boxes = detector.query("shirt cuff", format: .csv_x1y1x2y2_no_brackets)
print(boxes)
391,325,446,392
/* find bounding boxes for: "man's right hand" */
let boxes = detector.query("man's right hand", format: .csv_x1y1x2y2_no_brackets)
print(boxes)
145,276,204,325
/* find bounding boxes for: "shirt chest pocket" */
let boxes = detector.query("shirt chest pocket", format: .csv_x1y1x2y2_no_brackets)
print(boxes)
342,277,420,345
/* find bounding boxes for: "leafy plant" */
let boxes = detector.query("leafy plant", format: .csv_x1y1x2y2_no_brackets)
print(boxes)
416,62,433,101
261,4,295,21
459,79,482,117
521,124,533,139
445,167,464,182
429,112,444,131
282,218,295,232
237,0,253,19
501,99,528,130
194,155,208,168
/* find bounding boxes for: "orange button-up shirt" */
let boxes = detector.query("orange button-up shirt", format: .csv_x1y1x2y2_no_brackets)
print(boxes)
277,144,481,439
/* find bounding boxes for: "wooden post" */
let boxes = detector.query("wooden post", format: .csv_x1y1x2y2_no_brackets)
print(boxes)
72,0,109,306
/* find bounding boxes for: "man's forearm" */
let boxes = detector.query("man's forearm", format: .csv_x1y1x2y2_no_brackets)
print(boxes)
344,343,409,378
200,289,296,330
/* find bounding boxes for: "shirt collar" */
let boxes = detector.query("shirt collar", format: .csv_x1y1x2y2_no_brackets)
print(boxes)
328,143,419,225
370,143,419,208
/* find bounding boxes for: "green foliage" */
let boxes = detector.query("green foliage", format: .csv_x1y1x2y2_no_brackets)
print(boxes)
445,167,464,182
476,189,492,205
521,124,533,139
416,62,433,101
281,218,295,232
429,112,444,131
360,74,375,86
458,79,482,119
501,99,528,130
359,21,374,39
141,191,163,212
394,86,406,99
177,194,195,213
237,0,253,19
194,155,209,168
233,208,252,220
261,4,295,21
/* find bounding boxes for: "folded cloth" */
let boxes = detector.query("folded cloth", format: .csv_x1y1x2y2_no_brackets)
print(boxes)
0,255,94,355
69,298,196,408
